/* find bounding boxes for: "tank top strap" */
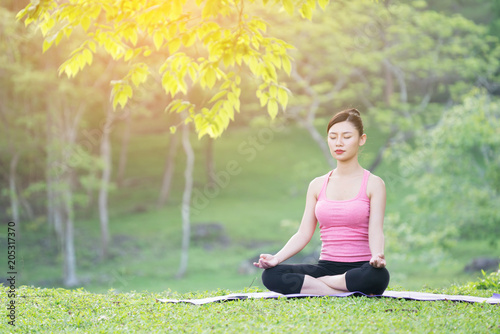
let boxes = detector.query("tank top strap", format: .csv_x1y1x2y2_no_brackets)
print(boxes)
318,170,334,199
360,169,371,200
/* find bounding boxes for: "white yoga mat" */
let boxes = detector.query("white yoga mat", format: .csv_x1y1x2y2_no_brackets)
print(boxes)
157,291,500,305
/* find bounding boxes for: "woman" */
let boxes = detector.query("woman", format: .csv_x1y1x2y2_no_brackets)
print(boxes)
253,108,390,295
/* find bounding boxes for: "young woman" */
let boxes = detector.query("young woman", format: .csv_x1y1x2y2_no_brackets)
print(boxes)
253,108,390,295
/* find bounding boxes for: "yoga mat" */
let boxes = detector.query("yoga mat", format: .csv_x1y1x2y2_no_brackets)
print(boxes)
157,291,500,305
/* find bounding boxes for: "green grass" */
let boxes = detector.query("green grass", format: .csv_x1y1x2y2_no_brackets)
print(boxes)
3,282,499,333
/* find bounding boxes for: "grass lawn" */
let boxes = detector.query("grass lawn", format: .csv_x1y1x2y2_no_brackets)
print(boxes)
3,282,499,333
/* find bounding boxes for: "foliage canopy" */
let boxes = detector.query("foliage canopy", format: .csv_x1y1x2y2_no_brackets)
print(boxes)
17,0,331,138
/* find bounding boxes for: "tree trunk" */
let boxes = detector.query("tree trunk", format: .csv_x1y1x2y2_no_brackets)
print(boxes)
383,61,394,105
116,110,131,187
176,120,194,279
290,68,342,168
98,105,114,260
158,130,180,207
300,119,336,168
368,128,398,171
46,109,64,243
205,137,215,186
62,171,78,287
9,152,20,233
59,103,84,287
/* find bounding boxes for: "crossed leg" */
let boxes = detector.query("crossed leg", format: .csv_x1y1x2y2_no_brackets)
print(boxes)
262,261,389,295
300,273,347,294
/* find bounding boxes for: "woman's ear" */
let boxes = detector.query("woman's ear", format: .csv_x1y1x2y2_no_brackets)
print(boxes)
359,133,367,146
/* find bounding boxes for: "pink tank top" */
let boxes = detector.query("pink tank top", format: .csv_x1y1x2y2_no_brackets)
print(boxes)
314,169,372,262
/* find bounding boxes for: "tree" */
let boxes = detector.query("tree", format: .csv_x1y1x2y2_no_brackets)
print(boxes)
266,0,500,169
17,0,332,278
1,4,121,285
176,115,195,279
16,0,331,138
389,90,500,247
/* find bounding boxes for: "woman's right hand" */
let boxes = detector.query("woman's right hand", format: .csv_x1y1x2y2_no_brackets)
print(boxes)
253,254,280,269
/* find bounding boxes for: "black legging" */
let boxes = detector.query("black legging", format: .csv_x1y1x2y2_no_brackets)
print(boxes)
262,260,390,295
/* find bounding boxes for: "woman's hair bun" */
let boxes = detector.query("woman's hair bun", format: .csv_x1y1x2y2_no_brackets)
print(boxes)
326,108,364,135
347,108,361,117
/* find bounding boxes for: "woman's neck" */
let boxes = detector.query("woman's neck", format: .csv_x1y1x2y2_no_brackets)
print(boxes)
334,158,363,176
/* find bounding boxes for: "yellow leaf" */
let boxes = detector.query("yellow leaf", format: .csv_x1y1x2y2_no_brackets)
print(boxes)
205,67,216,88
227,91,237,104
123,84,133,98
170,126,177,134
83,49,93,65
153,32,163,50
318,0,329,10
248,57,261,75
209,90,227,103
88,41,96,53
43,39,52,53
169,38,181,54
118,94,128,108
222,53,233,67
55,32,63,46
81,16,91,31
269,85,277,98
168,23,178,39
300,3,313,20
267,99,278,119
277,88,289,110
259,92,269,107
188,66,197,82
129,29,138,46
181,32,196,47
130,66,148,87
125,49,134,61
282,56,292,75
282,0,294,16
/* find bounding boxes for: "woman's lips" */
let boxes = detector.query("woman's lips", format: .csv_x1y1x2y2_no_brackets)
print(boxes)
335,150,345,154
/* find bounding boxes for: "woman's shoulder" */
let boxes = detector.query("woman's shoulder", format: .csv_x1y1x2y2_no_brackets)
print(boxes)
366,172,386,197
307,171,331,197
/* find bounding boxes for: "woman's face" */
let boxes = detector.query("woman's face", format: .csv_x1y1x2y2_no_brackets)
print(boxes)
327,121,366,161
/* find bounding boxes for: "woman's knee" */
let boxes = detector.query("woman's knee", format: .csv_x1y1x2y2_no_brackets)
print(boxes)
370,266,390,294
261,267,279,289
261,267,304,294
346,264,390,295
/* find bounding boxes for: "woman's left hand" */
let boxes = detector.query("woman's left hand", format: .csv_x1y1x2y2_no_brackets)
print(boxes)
369,253,386,268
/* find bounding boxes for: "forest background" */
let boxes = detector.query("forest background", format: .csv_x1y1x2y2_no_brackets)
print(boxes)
1,0,499,294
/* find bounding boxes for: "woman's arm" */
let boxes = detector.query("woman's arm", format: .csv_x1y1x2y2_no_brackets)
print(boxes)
367,175,387,268
253,177,321,269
